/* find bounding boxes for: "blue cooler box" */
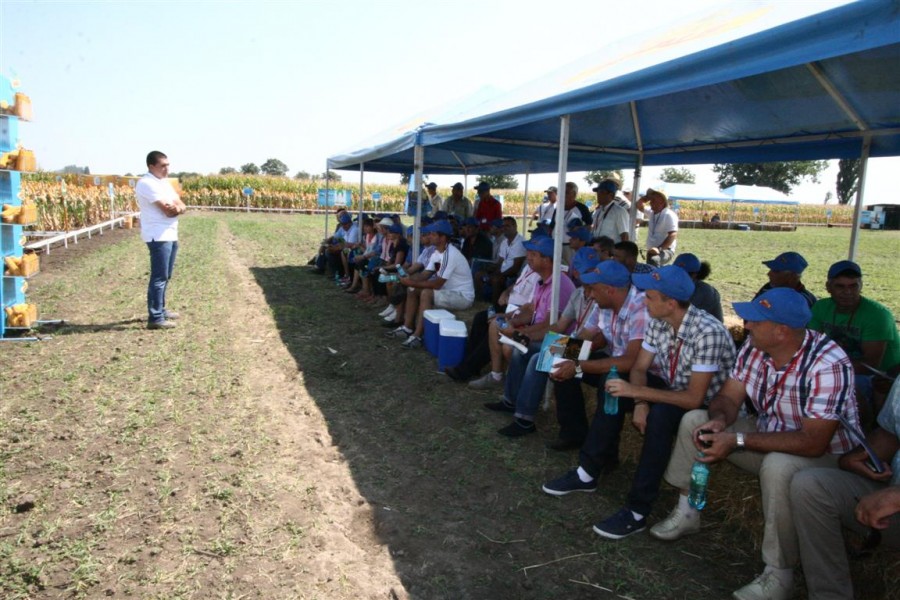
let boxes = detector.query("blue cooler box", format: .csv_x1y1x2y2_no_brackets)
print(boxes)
423,309,455,356
438,320,467,370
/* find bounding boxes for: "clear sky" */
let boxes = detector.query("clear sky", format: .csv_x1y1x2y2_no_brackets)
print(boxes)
1,0,897,205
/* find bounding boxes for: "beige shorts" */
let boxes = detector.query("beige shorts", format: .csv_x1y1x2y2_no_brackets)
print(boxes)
435,289,474,310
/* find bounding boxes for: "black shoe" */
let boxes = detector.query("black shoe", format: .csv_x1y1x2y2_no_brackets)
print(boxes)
483,401,515,413
148,320,176,330
497,420,536,437
546,438,584,452
444,366,469,382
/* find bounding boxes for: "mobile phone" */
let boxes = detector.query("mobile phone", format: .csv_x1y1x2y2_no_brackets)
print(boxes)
698,429,714,449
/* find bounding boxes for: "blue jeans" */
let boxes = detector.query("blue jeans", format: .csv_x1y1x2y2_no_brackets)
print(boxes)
147,240,178,323
505,342,546,418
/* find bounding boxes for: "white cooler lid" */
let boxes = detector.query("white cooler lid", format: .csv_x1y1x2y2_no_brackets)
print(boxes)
424,309,455,324
439,319,467,337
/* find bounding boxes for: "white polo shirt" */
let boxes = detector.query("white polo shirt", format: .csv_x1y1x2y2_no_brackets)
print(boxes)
431,244,475,300
136,173,179,242
498,233,526,273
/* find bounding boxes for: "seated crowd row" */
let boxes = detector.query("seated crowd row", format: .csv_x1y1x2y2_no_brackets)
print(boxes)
310,180,900,600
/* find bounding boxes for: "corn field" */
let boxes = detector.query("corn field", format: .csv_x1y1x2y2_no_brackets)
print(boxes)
20,173,856,231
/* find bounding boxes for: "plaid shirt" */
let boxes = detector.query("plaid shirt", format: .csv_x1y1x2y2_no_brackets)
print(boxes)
632,263,657,274
732,329,858,454
595,286,659,376
642,304,736,404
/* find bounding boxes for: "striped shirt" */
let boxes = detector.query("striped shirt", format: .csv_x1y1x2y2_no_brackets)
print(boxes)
642,304,736,404
732,329,858,454
595,286,659,376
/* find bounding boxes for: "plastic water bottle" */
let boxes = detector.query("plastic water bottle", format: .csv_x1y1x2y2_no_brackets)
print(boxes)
397,265,407,277
603,365,620,415
688,452,710,510
486,306,496,319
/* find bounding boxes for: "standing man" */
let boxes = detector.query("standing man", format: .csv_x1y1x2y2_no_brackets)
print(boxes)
652,288,859,600
636,188,677,266
442,182,473,220
591,179,630,242
532,186,558,224
543,266,736,540
424,182,442,215
549,181,592,264
754,251,817,308
136,150,186,330
473,182,503,231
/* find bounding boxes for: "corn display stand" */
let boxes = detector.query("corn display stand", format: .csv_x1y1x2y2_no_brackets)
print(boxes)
1,75,40,339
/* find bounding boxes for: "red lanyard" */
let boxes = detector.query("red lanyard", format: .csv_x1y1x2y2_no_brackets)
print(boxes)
760,343,807,412
668,339,684,384
575,298,595,334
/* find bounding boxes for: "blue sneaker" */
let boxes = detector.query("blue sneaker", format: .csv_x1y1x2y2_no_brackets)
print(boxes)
541,469,597,496
592,508,646,540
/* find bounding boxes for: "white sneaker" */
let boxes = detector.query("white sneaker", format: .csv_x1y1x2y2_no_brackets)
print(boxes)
732,571,793,600
383,307,397,322
468,372,504,390
378,305,394,317
649,505,701,541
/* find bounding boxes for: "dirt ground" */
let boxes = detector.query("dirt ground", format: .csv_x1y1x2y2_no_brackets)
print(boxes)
1,213,896,599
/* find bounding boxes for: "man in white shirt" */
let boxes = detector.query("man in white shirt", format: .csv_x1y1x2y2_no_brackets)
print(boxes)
474,217,527,305
389,220,475,349
637,188,678,266
532,186,558,224
135,151,186,330
591,179,630,242
424,182,442,216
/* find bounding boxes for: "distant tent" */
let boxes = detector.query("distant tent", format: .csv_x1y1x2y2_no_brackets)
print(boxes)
722,185,799,227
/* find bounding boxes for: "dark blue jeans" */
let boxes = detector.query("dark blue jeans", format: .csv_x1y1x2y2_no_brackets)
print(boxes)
577,374,683,517
147,240,178,324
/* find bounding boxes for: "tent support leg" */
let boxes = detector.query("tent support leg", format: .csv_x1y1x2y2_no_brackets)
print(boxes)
522,173,530,236
550,115,570,326
412,144,424,258
848,136,871,261
359,163,365,223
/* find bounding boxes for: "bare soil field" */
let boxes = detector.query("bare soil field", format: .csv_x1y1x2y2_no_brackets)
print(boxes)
1,213,896,599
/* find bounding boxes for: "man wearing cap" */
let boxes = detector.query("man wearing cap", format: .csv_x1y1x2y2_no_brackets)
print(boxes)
473,182,503,231
459,216,494,265
442,182,473,220
790,377,900,600
636,189,678,266
424,182,442,217
488,247,600,437
591,179,631,243
388,219,475,348
809,260,900,413
541,260,651,450
755,251,817,308
532,186,558,224
549,182,592,264
673,253,723,322
652,288,859,600
613,241,656,275
544,267,736,541
325,211,361,279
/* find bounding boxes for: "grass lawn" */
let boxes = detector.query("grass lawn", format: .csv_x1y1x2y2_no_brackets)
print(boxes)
0,212,897,599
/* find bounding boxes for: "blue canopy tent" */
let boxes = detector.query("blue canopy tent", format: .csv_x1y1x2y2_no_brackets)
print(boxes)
329,0,900,316
721,184,800,227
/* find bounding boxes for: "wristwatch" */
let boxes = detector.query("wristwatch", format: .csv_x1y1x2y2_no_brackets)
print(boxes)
574,360,583,376
735,432,746,451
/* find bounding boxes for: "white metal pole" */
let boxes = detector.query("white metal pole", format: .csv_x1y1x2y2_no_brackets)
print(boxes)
848,137,871,261
522,172,530,236
324,162,331,237
550,115,570,326
359,163,365,224
413,145,424,258
629,164,642,242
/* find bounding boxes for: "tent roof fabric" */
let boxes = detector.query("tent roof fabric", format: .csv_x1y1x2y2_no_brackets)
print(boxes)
329,0,900,175
722,184,798,205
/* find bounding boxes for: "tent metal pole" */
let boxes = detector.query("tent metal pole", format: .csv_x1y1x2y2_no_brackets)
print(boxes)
324,162,331,238
413,144,424,258
359,163,365,224
848,136,871,261
522,172,530,236
551,115,571,326
628,101,644,242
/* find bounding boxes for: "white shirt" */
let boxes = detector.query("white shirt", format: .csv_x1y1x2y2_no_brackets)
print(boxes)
431,244,475,300
498,233,526,273
645,207,678,251
537,201,556,223
136,173,179,242
591,201,630,241
334,223,360,244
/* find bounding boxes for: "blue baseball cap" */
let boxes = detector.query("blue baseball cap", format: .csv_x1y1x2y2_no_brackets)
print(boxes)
568,227,592,243
571,247,601,275
580,259,631,288
827,259,862,279
523,236,554,258
529,228,549,240
387,223,403,234
489,218,505,229
474,182,491,192
633,266,696,302
763,251,808,274
462,216,479,227
338,212,352,224
732,288,811,328
673,253,701,274
592,180,618,193
432,210,449,220
422,220,453,236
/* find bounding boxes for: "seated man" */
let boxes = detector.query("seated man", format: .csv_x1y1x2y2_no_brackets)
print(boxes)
652,288,860,600
543,266,736,542
487,247,601,438
809,260,900,415
386,220,475,348
591,235,616,262
459,217,494,265
672,253,724,322
790,376,900,600
323,211,360,278
754,251,817,308
379,228,436,326
469,236,575,390
636,188,677,266
613,240,656,274
473,216,526,305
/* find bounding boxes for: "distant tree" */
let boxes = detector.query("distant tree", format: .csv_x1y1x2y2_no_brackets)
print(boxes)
584,170,624,187
171,171,200,179
219,166,237,175
260,158,289,177
712,160,827,194
477,174,518,189
320,170,341,182
836,158,861,205
294,170,311,180
660,167,696,184
240,163,260,175
83,166,90,174
400,173,430,185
